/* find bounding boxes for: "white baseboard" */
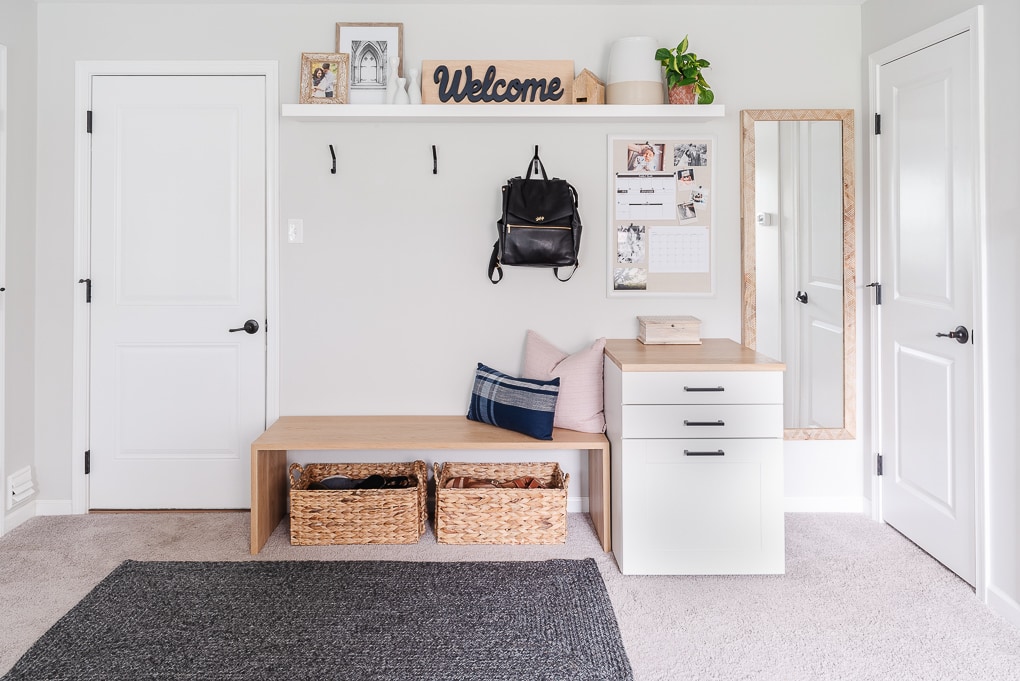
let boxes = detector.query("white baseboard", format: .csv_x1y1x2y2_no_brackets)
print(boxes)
785,496,868,513
35,499,74,516
3,500,37,534
568,496,588,514
986,584,1020,630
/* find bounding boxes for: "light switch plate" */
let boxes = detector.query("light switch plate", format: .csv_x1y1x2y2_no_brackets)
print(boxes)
287,218,304,244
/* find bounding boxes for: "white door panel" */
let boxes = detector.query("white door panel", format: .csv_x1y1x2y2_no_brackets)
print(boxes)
89,75,266,509
878,32,976,584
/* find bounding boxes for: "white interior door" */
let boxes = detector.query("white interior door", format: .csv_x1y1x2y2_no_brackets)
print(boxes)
88,74,267,509
877,32,976,584
0,45,7,532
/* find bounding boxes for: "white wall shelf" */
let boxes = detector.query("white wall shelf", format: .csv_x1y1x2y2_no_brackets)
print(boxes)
281,103,725,122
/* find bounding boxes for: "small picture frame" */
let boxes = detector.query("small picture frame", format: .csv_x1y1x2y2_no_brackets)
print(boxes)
335,22,404,104
299,53,350,104
626,143,665,173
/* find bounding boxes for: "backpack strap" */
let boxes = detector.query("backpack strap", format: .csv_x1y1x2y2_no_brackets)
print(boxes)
488,241,503,284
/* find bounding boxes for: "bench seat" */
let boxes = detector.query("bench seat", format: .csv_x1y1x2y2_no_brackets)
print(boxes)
250,415,611,554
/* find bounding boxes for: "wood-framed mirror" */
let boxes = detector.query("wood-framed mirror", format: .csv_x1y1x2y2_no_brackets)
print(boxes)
740,109,855,440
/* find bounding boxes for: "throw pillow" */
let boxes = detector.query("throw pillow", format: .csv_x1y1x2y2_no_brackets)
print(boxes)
523,330,606,433
467,363,560,440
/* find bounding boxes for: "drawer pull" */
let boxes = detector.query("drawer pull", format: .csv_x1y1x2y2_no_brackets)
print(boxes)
683,420,725,427
683,386,725,392
684,449,725,456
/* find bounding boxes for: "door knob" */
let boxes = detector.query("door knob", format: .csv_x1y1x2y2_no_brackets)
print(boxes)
795,290,808,304
229,319,260,334
935,325,969,344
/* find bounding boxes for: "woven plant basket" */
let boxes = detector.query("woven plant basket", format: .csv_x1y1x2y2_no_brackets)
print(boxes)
433,461,569,545
289,461,426,545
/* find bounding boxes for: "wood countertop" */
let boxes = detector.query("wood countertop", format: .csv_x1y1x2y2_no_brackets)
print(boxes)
604,338,785,372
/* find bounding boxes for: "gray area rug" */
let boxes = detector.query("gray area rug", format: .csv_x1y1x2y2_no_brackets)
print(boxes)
1,558,631,681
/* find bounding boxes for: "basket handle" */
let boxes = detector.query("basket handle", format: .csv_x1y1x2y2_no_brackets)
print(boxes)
433,461,442,485
562,472,570,493
288,462,304,487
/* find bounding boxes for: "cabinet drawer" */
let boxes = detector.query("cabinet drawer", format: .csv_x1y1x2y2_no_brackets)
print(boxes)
621,404,783,438
620,370,782,405
614,437,784,575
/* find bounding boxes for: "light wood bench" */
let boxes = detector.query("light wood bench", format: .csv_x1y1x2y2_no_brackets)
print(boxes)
250,415,611,554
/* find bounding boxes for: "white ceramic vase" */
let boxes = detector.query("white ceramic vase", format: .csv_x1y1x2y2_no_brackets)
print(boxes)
606,36,664,105
394,77,410,105
385,56,401,104
408,69,422,104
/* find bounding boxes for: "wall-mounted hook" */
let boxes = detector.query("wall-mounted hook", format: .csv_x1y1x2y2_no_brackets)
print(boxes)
329,144,337,174
432,145,438,175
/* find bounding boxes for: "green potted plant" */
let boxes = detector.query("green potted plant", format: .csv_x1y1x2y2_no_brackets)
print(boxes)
655,36,714,105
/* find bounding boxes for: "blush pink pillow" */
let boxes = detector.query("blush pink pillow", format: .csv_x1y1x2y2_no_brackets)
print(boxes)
522,330,606,433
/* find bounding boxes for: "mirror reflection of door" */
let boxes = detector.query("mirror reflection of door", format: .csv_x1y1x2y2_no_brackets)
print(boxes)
754,120,844,429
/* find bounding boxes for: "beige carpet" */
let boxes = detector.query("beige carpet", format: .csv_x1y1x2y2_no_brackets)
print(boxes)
1,512,1019,680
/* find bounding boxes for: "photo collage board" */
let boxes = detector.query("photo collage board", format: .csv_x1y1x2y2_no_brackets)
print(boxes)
607,136,715,295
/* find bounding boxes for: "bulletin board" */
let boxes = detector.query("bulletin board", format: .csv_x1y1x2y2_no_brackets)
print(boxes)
607,135,715,296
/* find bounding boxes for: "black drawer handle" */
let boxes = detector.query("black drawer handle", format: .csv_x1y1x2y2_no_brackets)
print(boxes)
684,449,725,456
683,386,725,392
683,420,725,427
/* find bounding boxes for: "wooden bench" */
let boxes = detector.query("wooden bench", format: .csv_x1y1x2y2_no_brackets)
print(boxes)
250,415,612,554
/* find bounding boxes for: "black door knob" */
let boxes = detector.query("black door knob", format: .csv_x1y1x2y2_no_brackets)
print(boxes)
795,290,808,304
229,319,260,334
935,325,969,344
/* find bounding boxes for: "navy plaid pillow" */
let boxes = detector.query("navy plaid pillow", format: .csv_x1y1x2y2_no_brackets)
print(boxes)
467,363,560,440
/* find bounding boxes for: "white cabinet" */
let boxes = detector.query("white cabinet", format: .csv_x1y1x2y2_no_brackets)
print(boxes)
604,339,786,575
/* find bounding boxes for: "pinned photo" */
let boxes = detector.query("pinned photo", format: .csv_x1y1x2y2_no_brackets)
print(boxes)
614,267,648,291
617,223,647,264
626,143,665,172
674,143,709,167
691,186,707,205
678,168,695,184
678,202,697,221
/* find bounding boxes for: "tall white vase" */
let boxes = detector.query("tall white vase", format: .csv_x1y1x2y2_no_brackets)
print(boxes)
385,56,401,104
394,77,410,105
408,69,422,104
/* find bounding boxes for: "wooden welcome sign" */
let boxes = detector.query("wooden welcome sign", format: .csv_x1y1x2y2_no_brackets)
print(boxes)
421,60,574,105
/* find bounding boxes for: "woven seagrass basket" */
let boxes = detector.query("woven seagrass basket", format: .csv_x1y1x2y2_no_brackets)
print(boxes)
433,461,568,545
288,461,426,545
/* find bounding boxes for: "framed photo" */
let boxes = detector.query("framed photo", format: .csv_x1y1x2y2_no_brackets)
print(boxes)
626,143,665,172
299,53,349,104
335,22,404,104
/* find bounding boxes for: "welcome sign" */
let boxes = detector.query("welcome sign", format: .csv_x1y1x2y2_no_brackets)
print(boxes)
421,60,574,105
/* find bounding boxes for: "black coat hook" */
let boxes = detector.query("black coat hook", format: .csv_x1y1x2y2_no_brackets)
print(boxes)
329,144,336,174
432,145,438,175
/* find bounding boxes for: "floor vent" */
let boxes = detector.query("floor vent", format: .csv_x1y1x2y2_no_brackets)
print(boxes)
8,466,36,509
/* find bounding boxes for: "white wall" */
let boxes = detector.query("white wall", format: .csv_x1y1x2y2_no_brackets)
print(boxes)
862,0,1020,625
0,0,37,531
32,2,863,506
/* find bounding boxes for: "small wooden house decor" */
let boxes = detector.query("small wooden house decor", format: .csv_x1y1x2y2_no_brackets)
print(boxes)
573,68,605,105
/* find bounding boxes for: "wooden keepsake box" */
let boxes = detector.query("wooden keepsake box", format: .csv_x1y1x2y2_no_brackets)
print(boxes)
637,315,702,345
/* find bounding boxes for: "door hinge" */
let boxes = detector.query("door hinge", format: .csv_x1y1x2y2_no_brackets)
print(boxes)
87,110,92,134
78,278,92,303
874,113,881,135
866,282,882,305
876,454,883,476
84,450,91,475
